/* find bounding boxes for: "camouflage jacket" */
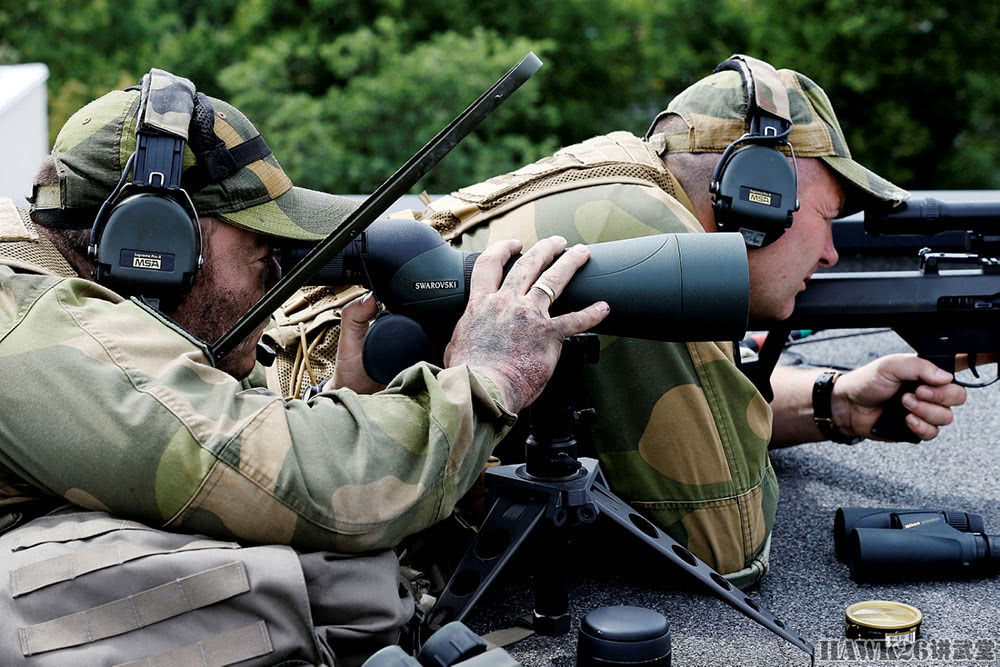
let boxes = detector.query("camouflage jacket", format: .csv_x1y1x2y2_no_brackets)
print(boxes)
405,132,776,587
0,198,515,553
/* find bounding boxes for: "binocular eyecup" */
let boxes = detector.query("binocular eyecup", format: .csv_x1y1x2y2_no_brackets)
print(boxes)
834,507,1000,582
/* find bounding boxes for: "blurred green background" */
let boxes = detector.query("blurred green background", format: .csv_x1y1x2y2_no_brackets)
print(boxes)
3,0,999,194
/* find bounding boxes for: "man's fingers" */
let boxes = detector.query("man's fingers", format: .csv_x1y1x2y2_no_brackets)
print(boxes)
528,243,590,309
339,294,377,347
502,236,567,294
902,392,955,427
914,359,955,386
914,382,967,407
469,239,522,302
876,354,947,385
905,413,940,441
552,302,610,338
342,293,378,328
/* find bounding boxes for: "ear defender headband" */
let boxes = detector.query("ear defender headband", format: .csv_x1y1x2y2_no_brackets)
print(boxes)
707,55,799,248
89,69,204,308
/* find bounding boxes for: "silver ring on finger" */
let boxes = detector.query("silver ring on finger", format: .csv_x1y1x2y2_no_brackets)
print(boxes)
531,282,556,306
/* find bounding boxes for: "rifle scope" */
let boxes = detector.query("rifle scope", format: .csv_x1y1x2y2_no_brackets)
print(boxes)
277,217,749,378
865,198,1000,236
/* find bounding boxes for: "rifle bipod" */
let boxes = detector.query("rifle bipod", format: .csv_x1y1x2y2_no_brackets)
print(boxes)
423,334,814,663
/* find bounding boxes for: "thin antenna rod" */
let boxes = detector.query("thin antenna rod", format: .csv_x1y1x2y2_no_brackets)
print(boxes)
212,52,543,360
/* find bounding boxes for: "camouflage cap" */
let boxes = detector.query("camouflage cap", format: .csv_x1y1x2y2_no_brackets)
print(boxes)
30,84,356,241
652,56,910,216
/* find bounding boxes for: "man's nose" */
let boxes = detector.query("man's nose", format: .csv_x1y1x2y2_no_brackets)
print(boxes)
820,228,839,268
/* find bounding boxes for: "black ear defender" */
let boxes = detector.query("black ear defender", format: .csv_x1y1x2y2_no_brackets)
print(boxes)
708,55,799,248
89,69,204,308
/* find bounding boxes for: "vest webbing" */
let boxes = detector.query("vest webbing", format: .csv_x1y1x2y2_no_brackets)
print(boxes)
407,132,679,240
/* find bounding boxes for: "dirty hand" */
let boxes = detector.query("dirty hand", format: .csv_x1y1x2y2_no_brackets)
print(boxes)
444,236,610,414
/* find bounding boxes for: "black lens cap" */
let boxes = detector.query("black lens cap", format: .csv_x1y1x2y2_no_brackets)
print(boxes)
577,606,671,667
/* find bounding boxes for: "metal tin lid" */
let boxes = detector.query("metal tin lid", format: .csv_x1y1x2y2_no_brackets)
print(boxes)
846,600,923,631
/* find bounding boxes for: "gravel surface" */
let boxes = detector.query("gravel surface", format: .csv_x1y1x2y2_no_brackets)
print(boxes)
455,258,1000,667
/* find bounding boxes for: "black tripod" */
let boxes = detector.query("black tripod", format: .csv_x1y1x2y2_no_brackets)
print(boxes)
424,334,813,660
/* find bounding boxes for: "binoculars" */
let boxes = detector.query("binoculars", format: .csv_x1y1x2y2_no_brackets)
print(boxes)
834,507,1000,582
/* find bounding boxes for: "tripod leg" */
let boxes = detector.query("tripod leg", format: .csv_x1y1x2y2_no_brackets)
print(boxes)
532,527,570,635
589,481,815,660
427,494,546,631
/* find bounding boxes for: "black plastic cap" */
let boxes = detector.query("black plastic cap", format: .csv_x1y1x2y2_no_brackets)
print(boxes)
577,606,671,667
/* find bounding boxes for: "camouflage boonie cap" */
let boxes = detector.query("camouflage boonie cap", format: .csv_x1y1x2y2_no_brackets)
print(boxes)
31,80,356,241
654,55,910,217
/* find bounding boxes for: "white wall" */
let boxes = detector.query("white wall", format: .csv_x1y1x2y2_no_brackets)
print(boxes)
0,64,50,207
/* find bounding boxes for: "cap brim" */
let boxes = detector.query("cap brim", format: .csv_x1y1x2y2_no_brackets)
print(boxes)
821,156,910,218
219,186,360,241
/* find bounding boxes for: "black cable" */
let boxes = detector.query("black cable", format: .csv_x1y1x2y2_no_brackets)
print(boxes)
779,329,999,389
785,329,893,346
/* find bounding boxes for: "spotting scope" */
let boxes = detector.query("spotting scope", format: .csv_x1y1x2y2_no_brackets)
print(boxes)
277,217,749,383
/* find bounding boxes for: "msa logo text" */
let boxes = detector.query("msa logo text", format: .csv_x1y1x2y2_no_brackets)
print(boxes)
132,253,162,270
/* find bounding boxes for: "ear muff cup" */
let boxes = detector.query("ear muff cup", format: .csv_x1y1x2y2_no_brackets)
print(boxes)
712,143,797,248
94,193,200,292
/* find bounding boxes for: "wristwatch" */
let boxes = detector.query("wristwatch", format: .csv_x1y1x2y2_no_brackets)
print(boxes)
812,371,864,445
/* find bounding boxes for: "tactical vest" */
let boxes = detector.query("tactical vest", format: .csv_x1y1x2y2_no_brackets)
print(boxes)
400,131,690,239
0,198,77,277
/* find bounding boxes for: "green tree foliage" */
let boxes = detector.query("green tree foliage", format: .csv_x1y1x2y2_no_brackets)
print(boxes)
3,0,998,192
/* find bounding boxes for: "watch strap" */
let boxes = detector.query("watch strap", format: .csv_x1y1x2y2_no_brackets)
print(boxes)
813,370,863,445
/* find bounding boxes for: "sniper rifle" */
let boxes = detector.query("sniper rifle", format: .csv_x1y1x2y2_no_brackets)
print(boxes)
746,197,1000,442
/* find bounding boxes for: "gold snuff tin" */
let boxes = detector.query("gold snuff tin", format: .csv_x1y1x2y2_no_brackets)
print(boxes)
845,600,922,647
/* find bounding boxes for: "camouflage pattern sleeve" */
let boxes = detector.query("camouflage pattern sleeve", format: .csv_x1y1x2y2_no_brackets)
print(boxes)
452,181,776,588
0,266,515,553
